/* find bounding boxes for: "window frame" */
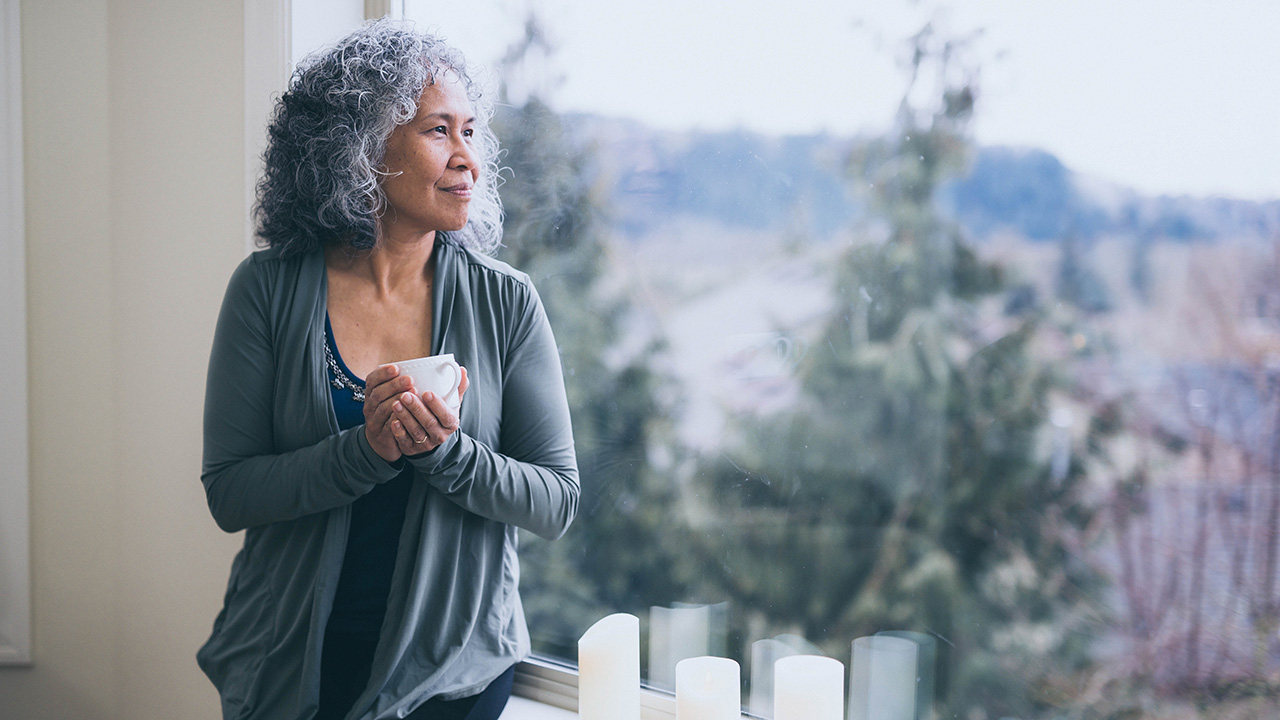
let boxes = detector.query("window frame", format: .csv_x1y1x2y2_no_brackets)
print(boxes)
0,0,32,668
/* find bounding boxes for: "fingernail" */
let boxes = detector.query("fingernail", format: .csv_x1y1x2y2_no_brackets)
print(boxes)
402,392,415,403
393,401,404,412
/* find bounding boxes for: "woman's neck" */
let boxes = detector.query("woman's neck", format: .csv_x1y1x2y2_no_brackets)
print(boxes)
326,231,436,297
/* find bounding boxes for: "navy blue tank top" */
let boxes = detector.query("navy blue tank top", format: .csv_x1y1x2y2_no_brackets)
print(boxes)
325,316,415,634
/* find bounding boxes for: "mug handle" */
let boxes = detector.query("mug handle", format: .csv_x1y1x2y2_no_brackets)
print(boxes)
436,361,461,409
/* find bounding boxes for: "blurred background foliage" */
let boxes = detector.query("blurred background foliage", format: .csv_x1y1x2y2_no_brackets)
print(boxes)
490,14,1280,720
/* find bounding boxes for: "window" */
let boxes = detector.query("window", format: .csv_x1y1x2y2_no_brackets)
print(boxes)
408,3,1280,718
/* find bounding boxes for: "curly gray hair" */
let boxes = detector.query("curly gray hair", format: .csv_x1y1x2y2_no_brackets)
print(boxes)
255,20,502,256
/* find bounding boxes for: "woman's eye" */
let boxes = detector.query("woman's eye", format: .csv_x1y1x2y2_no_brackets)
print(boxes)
462,128,474,139
432,126,448,134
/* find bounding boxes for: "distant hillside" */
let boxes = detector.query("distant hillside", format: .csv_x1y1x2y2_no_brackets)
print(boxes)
573,115,858,238
941,146,1280,243
567,115,1280,245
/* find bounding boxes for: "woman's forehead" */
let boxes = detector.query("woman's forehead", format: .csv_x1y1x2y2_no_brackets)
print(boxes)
416,74,474,118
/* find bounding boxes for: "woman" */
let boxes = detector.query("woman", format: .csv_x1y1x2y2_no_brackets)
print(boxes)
198,21,579,720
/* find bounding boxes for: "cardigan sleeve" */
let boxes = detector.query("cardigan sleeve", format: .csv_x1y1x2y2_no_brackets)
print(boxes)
200,256,403,533
408,283,580,540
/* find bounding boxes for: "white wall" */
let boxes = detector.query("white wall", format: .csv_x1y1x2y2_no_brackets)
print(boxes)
0,1,247,717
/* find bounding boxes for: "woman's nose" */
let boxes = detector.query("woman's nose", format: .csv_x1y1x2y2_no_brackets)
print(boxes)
451,137,477,171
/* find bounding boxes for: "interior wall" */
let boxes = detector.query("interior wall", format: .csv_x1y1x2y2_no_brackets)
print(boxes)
0,1,247,717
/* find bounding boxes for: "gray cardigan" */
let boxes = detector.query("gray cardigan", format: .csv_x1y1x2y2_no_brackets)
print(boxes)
198,236,579,720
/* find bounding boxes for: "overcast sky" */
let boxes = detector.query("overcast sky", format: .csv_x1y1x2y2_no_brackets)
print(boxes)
393,0,1279,200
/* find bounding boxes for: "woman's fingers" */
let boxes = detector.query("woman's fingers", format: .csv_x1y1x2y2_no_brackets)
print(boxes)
390,418,418,454
365,376,414,429
366,363,399,388
418,390,461,432
365,416,402,463
365,367,414,410
392,389,461,454
363,364,415,462
369,363,467,457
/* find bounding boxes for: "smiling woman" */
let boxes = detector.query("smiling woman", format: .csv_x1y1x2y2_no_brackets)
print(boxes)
253,22,502,259
378,78,480,241
199,20,579,720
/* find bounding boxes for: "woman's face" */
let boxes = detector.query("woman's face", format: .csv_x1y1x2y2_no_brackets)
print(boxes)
379,75,480,236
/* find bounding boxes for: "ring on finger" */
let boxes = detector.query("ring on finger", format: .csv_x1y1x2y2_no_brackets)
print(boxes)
414,435,429,444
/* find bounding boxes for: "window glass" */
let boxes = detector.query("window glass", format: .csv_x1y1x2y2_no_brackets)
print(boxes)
408,2,1280,717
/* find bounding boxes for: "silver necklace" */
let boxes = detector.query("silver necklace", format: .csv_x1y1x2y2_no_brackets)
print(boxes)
323,329,366,402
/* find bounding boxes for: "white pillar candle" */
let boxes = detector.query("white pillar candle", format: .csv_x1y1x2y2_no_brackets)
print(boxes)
675,656,740,720
578,613,641,720
749,635,824,716
774,655,845,720
849,635,917,720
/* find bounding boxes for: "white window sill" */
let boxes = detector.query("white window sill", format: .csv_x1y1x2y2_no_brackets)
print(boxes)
510,657,680,718
501,696,579,720
506,659,757,720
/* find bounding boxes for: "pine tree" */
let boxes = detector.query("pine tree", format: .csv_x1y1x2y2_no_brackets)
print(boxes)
687,25,1100,718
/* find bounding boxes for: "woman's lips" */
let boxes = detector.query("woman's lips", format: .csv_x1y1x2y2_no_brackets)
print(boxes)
441,184,473,198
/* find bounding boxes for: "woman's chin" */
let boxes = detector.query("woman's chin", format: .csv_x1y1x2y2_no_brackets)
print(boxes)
380,209,470,237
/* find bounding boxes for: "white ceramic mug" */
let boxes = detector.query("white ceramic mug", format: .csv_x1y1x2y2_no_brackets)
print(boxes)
385,353,462,411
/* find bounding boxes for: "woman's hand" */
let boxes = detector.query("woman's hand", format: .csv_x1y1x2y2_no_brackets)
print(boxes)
363,364,417,463
389,366,469,456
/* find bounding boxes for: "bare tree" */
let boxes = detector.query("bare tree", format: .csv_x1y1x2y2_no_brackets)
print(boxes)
1085,237,1280,696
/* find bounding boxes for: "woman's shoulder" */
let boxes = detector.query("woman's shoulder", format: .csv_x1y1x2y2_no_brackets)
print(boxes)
441,235,535,293
247,244,288,264
222,245,322,308
231,244,319,277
